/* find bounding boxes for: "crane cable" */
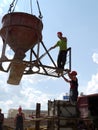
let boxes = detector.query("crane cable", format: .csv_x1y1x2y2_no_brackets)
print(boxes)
8,0,43,19
8,0,18,13
36,0,43,19
30,0,33,14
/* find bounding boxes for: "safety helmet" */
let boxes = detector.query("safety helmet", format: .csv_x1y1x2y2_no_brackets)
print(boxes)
18,106,22,111
57,32,62,36
70,71,77,76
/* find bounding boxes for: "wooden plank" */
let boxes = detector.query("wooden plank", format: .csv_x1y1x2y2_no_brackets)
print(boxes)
35,103,41,130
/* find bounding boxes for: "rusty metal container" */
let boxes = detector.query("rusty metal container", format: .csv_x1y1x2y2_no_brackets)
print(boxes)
0,12,43,54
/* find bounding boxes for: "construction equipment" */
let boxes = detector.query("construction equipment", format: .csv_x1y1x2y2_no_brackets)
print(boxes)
0,0,71,85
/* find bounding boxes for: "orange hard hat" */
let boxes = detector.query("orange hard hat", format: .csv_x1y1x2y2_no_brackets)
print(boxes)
70,71,77,76
57,32,62,36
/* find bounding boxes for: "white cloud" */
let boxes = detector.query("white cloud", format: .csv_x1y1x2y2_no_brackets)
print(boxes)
0,0,10,14
86,52,98,93
0,72,54,116
85,73,98,94
92,52,98,64
84,52,98,94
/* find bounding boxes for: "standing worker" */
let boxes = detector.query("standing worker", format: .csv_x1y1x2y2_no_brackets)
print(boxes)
62,70,79,105
14,106,25,130
0,108,4,130
50,32,70,70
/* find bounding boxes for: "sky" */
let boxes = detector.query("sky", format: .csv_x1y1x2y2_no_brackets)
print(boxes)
0,0,98,117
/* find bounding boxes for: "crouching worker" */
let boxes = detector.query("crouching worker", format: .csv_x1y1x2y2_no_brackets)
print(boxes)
62,70,79,105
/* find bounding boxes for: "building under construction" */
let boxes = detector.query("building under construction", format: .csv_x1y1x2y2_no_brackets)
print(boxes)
3,93,98,130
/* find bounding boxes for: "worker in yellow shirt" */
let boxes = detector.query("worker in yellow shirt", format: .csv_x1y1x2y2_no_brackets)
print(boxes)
50,32,69,70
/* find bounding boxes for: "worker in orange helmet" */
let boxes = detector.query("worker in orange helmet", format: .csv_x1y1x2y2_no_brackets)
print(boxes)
50,32,70,70
14,106,25,130
62,70,79,105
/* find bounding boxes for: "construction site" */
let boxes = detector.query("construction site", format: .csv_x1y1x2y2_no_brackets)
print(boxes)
2,94,98,130
0,0,98,130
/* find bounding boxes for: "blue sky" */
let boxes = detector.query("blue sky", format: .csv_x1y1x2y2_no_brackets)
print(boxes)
0,0,98,116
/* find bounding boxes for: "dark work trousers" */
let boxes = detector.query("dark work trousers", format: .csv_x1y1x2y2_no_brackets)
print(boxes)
70,88,78,103
0,123,3,130
15,124,23,130
57,50,67,69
